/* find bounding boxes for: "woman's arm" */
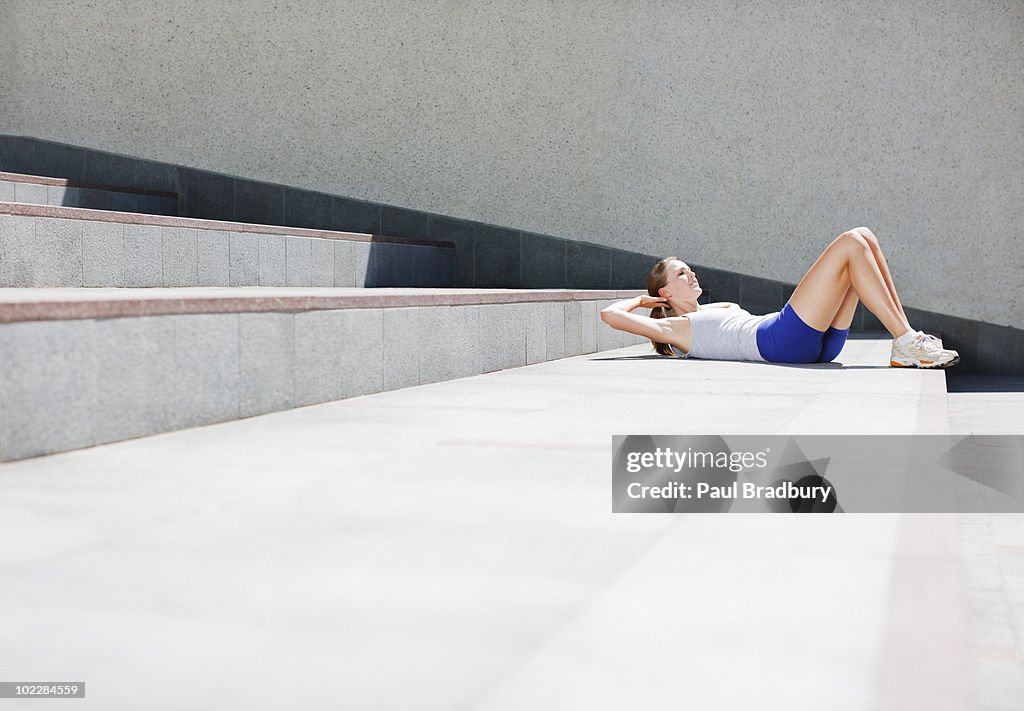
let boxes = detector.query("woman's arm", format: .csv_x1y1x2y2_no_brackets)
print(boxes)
600,295,677,342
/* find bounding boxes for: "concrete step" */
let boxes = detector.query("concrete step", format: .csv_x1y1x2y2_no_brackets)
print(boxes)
0,202,455,288
0,170,178,215
0,335,980,710
0,287,646,461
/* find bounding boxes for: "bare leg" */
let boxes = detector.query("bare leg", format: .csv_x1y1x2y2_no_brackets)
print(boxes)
787,230,913,338
828,227,910,330
850,227,910,325
830,285,858,330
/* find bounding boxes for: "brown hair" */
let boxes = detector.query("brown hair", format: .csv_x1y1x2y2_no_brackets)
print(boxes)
647,256,680,356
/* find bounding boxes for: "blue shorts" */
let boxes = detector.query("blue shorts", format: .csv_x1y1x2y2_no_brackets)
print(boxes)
755,303,848,364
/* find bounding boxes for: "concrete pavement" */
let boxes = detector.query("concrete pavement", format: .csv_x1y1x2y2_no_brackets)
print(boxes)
0,337,1021,710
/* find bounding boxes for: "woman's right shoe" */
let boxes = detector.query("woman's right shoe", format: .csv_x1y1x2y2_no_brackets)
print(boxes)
917,330,943,347
890,333,960,368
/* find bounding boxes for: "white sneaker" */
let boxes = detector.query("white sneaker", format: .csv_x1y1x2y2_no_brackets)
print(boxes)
891,332,959,368
916,330,943,347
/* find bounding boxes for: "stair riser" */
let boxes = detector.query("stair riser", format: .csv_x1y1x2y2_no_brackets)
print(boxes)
0,300,644,461
0,214,454,288
0,179,177,216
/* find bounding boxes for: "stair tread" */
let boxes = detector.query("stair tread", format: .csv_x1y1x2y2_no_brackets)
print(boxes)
1,200,452,246
0,287,644,322
0,169,177,197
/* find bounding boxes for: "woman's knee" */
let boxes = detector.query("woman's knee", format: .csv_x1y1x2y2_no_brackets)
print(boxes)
851,226,879,248
837,230,871,251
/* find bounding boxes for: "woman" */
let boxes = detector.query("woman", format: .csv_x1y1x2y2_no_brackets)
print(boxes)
600,227,959,368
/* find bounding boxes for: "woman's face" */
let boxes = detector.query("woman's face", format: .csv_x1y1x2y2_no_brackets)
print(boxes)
659,259,702,302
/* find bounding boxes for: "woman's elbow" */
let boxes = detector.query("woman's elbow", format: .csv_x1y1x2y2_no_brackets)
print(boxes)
601,312,626,332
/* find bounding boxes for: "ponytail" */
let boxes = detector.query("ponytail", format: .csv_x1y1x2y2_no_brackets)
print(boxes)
649,304,676,356
647,256,683,357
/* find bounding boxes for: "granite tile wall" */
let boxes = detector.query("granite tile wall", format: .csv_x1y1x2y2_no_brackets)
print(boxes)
0,213,452,290
0,299,647,461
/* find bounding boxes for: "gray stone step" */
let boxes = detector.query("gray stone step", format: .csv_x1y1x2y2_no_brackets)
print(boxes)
0,203,455,288
0,335,984,711
0,287,645,461
0,170,178,215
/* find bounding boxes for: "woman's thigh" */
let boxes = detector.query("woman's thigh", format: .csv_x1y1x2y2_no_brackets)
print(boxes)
816,325,849,362
786,232,862,331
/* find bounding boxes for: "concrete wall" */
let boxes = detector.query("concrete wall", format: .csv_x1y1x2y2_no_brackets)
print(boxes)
0,0,19,135
3,0,1021,327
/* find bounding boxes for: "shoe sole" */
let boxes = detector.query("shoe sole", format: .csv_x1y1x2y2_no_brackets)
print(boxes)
890,354,960,369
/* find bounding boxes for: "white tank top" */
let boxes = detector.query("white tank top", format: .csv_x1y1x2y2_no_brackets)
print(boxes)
668,306,776,362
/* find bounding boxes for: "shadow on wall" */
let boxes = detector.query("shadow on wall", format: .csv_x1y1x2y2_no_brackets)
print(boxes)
1,134,1020,375
364,240,454,288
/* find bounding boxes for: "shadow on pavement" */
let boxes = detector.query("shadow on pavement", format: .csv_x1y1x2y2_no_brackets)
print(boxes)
946,373,1024,393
